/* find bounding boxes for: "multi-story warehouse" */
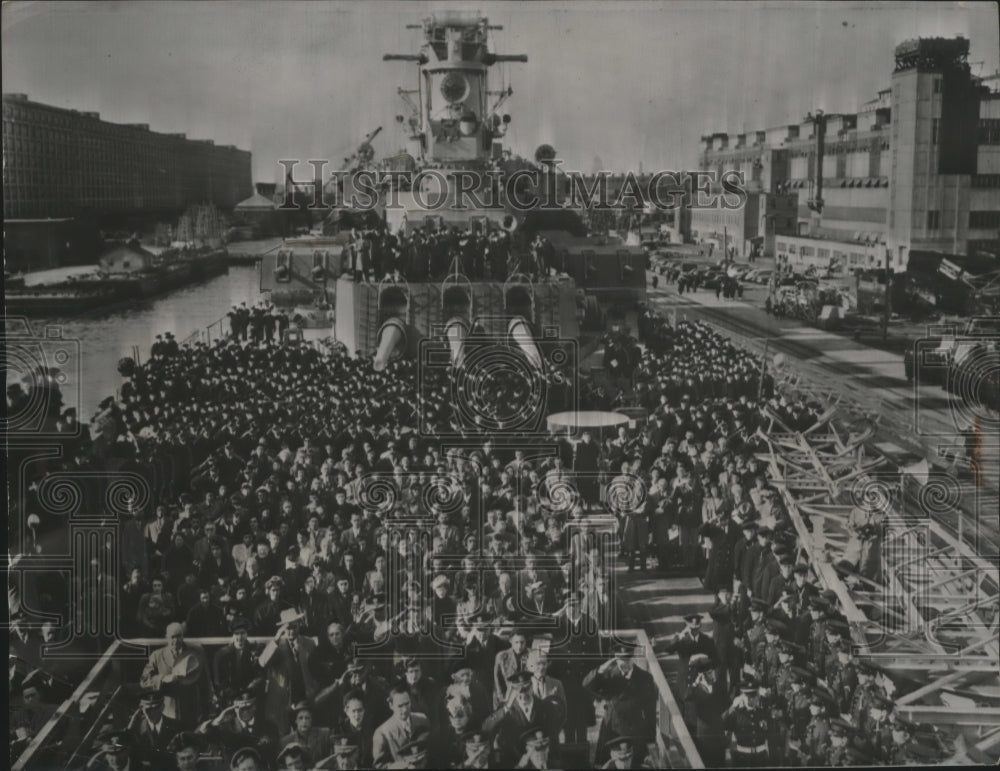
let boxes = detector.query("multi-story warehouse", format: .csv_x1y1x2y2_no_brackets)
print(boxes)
693,37,1000,272
2,93,253,220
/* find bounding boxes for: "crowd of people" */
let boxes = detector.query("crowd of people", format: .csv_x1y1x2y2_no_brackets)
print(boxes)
341,227,556,285
9,308,946,770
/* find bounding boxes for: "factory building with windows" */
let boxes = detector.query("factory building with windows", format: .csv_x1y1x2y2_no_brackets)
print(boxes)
2,93,252,221
691,37,1000,273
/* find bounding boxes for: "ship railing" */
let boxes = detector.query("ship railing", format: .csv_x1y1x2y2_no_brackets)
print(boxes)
180,314,231,347
13,629,702,770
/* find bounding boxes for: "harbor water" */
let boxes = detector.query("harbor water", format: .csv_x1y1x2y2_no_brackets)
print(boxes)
10,265,263,422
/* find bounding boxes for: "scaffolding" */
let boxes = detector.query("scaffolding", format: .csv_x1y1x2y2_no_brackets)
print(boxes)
758,403,1000,760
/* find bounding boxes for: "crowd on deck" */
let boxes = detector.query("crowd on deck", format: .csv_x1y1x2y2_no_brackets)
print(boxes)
341,227,556,284
8,311,945,770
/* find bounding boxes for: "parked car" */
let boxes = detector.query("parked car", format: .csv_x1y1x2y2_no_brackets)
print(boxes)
753,270,774,284
703,271,727,290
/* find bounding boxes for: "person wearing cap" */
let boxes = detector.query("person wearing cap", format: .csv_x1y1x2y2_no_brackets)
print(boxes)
90,727,152,771
553,589,602,744
583,645,657,767
258,610,318,735
722,678,770,766
372,682,431,768
887,717,918,765
454,730,492,770
328,656,391,728
732,520,761,599
229,746,267,771
197,684,281,768
826,641,858,715
661,613,717,701
864,693,895,762
750,527,778,602
280,702,332,764
826,718,853,766
849,661,885,728
129,688,182,767
140,622,215,730
213,617,264,706
796,690,831,766
310,733,360,770
385,734,429,770
682,654,727,767
482,670,561,769
515,727,554,770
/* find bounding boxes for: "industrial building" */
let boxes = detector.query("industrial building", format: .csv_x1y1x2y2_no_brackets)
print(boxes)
692,37,1000,272
2,93,252,221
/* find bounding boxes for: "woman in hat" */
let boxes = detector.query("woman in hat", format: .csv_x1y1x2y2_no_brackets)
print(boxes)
280,702,332,763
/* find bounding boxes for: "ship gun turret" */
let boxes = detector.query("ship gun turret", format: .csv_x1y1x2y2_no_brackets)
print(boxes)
503,273,543,370
373,279,410,372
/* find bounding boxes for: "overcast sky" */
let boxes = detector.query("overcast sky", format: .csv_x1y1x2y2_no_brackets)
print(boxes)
3,1,998,181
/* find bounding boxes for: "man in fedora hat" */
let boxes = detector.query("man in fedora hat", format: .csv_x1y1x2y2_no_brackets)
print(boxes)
259,610,317,735
129,688,182,767
197,687,280,769
140,622,214,730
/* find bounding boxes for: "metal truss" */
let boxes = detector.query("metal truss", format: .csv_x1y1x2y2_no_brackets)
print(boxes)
758,404,1000,756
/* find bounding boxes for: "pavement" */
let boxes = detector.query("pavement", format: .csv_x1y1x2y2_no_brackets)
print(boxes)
645,272,1000,553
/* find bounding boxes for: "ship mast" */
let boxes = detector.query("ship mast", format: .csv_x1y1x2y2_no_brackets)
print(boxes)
383,13,526,168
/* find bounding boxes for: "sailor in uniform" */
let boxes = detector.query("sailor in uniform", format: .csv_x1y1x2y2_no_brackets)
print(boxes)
455,731,492,770
660,613,717,701
516,728,555,770
88,727,153,771
311,735,360,770
826,719,854,766
849,662,884,727
600,736,654,769
796,690,831,765
722,678,770,767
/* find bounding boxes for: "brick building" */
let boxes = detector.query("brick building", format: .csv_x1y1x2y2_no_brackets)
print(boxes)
2,93,252,220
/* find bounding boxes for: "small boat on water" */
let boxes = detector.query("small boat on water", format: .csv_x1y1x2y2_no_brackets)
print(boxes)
7,245,231,316
5,284,127,315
